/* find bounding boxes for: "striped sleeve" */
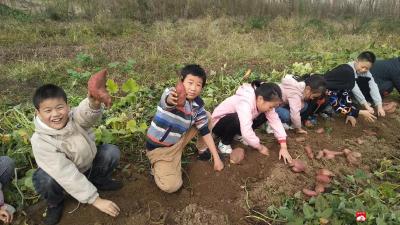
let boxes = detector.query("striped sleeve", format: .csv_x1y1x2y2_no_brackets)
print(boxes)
194,106,210,136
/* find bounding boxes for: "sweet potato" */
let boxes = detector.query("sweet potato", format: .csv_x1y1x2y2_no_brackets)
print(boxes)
343,148,362,158
87,69,112,107
230,147,245,164
316,128,324,134
317,168,335,177
383,101,397,113
289,159,306,173
304,145,314,159
347,154,360,166
316,174,331,184
175,81,187,108
356,138,364,145
303,188,318,197
322,149,344,159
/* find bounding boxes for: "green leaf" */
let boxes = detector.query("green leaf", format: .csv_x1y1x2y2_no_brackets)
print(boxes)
376,217,387,225
315,195,329,212
287,217,304,225
122,78,139,93
106,79,119,94
108,61,120,68
126,119,137,133
354,169,368,180
24,176,34,190
303,203,315,219
138,122,148,133
279,207,294,220
317,208,333,219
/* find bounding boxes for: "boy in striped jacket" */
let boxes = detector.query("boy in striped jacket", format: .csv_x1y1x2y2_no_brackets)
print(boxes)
146,64,224,193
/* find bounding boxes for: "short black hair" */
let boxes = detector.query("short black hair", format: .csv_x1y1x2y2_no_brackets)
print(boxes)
33,84,67,110
358,51,376,64
180,64,207,87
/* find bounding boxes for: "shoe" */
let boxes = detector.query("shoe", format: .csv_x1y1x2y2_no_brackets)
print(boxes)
233,135,249,146
95,179,123,191
265,124,274,134
197,149,224,161
218,141,232,154
44,202,64,225
282,123,293,130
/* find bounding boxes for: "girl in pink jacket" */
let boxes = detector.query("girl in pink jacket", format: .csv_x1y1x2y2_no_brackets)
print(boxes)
212,81,292,164
276,74,327,134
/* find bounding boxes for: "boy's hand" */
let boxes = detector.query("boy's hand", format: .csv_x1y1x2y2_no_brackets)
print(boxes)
92,197,120,217
213,158,224,171
257,144,269,156
377,105,386,117
166,88,178,106
364,103,374,114
0,207,12,224
88,93,102,110
345,116,357,127
359,110,377,122
296,128,308,134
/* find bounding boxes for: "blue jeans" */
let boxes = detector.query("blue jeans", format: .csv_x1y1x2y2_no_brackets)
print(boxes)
32,144,120,206
0,156,15,186
276,103,308,125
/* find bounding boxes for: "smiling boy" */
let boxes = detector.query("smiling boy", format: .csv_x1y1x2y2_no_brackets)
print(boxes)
31,84,122,225
146,64,224,193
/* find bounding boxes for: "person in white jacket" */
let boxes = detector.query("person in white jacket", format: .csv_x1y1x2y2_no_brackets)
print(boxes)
31,84,122,225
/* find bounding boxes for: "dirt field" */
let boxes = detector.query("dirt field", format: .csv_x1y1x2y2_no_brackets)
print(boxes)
23,102,400,225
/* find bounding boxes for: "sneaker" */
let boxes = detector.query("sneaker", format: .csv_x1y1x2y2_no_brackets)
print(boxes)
197,149,224,161
218,141,233,154
282,123,293,130
233,135,249,146
44,202,64,225
95,179,123,191
265,124,274,134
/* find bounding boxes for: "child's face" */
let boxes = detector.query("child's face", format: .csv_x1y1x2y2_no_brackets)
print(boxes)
355,60,372,74
35,98,70,130
182,74,203,100
256,96,281,113
304,87,322,100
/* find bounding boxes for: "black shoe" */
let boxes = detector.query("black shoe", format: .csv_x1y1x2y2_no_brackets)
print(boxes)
197,149,224,161
44,202,64,225
96,179,123,191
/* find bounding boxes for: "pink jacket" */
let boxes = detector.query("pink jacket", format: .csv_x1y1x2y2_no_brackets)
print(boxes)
279,75,306,129
212,84,287,149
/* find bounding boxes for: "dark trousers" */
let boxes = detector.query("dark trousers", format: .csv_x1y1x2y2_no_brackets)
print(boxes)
0,156,15,186
212,113,267,145
356,77,374,104
32,144,120,206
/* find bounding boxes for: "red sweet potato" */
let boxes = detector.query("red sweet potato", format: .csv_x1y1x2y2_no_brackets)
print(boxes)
318,168,335,177
289,159,306,173
304,145,314,159
316,174,331,184
303,188,318,197
315,183,325,193
316,128,324,134
230,147,245,164
316,151,324,159
295,137,306,142
322,149,344,159
88,69,112,108
175,81,186,108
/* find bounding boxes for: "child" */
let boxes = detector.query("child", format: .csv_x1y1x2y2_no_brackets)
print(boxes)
322,63,377,127
0,156,15,224
212,81,292,164
370,57,400,97
276,74,327,134
349,51,385,117
146,64,224,193
31,84,122,225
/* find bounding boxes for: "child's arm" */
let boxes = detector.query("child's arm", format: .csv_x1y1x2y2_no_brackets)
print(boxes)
72,97,103,129
367,73,384,116
201,133,224,171
31,136,99,205
287,96,306,133
352,83,374,113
